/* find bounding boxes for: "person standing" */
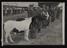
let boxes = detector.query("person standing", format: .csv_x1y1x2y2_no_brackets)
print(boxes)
22,8,28,18
28,4,35,17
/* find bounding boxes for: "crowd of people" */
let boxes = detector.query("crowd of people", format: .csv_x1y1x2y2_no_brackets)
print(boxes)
3,3,62,20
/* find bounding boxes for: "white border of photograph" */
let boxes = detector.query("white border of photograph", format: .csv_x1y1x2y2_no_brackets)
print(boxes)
62,2,65,45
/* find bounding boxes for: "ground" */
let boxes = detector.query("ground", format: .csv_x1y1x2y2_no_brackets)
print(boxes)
3,14,63,45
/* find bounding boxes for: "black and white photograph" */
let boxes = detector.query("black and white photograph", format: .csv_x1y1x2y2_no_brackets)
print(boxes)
1,2,65,45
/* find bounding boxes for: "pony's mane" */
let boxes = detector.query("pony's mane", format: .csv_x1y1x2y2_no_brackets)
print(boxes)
29,14,42,29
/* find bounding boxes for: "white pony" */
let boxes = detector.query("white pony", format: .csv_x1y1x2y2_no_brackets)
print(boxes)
4,17,32,43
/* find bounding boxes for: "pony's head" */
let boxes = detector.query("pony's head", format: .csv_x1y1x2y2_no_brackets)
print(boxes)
40,11,50,28
41,11,49,20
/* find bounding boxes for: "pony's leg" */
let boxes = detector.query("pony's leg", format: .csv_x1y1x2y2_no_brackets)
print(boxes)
24,30,30,41
38,28,41,33
35,29,38,38
5,33,9,43
9,34,14,43
50,16,52,25
14,32,16,35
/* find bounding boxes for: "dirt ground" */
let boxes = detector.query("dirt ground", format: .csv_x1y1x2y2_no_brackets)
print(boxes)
2,14,63,45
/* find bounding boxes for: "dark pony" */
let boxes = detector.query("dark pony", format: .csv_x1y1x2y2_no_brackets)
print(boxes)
29,14,49,39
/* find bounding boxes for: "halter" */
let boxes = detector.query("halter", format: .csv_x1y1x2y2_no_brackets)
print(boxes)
41,11,49,20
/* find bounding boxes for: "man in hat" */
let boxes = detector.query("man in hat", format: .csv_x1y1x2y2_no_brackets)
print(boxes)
28,4,34,17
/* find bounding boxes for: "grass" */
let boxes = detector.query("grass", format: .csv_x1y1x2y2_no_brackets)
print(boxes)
2,14,63,45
